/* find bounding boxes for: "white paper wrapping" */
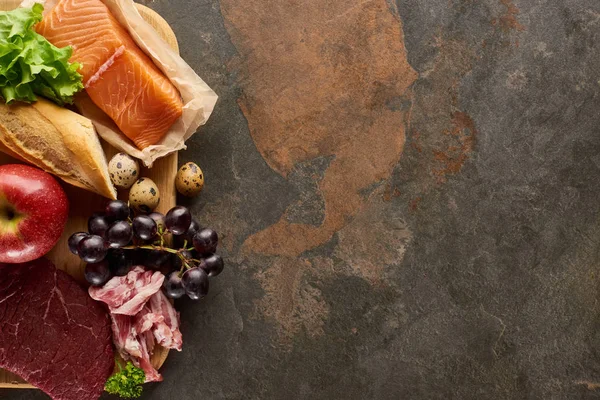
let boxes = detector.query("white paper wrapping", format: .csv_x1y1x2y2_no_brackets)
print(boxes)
22,0,218,167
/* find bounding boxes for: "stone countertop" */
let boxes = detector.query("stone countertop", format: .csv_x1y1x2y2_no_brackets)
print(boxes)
3,0,600,399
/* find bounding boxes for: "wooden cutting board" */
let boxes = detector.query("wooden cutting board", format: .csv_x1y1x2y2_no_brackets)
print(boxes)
0,0,178,388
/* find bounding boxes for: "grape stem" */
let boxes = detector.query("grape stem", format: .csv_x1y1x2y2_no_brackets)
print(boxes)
121,244,179,254
120,243,196,274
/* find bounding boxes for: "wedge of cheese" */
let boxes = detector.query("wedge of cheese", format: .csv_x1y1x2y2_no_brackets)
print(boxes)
0,98,116,199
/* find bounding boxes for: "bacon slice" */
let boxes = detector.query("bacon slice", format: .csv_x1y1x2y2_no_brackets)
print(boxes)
89,266,184,383
136,333,162,382
147,291,183,351
132,291,183,351
89,266,164,315
110,311,162,382
110,313,141,359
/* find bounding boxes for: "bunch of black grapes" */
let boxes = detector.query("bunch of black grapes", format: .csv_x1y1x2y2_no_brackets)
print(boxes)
68,200,224,300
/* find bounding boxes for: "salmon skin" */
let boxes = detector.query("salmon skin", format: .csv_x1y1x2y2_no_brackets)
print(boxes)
37,0,183,149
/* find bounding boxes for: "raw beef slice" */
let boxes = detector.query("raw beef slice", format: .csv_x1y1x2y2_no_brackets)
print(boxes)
0,258,114,400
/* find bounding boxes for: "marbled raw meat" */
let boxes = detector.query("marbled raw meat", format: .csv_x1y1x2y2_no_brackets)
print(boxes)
93,268,181,383
110,313,141,359
147,290,183,351
0,258,113,400
88,266,164,315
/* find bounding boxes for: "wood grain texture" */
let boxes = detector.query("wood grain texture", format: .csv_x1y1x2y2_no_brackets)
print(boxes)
0,1,178,388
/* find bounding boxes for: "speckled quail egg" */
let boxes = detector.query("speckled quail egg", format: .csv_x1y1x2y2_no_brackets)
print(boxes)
108,153,140,189
175,162,204,197
129,178,160,212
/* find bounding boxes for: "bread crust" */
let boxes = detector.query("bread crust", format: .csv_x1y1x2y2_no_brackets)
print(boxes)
0,98,117,199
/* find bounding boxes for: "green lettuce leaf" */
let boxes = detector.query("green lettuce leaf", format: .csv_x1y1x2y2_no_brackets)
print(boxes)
0,4,83,105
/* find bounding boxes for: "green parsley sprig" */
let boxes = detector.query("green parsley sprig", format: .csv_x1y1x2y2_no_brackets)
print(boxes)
104,360,145,399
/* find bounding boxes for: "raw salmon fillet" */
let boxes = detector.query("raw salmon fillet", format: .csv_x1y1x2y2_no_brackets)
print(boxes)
37,0,183,149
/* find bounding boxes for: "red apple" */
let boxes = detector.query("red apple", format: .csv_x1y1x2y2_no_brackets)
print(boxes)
0,164,69,263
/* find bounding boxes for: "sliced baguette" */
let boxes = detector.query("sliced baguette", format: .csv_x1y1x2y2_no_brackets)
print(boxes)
0,98,117,199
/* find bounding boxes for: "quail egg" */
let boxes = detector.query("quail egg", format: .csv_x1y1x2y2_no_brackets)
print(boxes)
129,178,160,212
175,162,204,197
108,153,140,189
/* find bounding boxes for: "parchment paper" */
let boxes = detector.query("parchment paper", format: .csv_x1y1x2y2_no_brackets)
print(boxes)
22,0,218,167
